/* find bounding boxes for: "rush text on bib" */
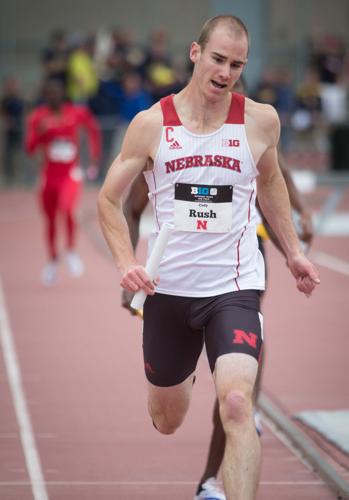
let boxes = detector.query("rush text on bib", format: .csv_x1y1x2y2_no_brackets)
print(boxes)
174,183,233,233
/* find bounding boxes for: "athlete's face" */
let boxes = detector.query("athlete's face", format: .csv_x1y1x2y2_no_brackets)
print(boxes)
45,81,65,110
190,25,248,101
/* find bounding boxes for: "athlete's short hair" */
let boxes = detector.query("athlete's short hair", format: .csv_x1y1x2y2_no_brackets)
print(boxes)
198,15,249,51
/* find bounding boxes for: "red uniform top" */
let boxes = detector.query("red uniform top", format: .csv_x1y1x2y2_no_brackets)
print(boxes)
26,103,101,182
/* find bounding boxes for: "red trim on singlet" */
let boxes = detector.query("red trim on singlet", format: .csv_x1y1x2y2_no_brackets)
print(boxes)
160,92,245,126
151,171,161,231
234,188,255,289
226,92,245,124
160,95,182,126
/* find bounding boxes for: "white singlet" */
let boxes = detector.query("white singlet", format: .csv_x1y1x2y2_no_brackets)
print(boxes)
143,92,265,297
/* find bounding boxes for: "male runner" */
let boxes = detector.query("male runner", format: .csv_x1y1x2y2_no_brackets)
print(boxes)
26,79,101,285
121,155,314,500
98,15,320,499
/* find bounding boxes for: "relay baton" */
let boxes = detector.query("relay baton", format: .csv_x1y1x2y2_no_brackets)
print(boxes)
130,222,173,311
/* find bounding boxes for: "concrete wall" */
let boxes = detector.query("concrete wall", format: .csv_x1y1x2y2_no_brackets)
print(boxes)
0,0,211,47
1,0,348,92
0,0,211,89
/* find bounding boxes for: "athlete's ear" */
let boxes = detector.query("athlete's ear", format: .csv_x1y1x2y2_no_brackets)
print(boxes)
189,42,201,64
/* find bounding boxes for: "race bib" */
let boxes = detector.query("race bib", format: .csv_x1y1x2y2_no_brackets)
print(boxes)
69,166,84,182
48,139,77,163
174,183,233,233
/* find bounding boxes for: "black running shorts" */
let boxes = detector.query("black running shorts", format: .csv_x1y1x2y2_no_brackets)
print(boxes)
143,290,263,387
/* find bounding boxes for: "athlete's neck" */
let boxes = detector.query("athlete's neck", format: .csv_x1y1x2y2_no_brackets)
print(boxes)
174,83,232,134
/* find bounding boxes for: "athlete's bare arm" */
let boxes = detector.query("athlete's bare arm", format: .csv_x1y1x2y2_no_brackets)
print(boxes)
248,101,320,295
121,174,149,311
97,104,161,295
258,153,314,253
278,153,313,244
123,174,149,248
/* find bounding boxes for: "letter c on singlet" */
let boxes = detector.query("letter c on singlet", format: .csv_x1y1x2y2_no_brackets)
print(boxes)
165,126,174,143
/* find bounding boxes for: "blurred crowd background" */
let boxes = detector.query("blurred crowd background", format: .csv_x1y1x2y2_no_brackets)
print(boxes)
1,0,349,187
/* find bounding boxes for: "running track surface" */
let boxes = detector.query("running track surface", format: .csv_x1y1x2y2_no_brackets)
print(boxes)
0,187,348,500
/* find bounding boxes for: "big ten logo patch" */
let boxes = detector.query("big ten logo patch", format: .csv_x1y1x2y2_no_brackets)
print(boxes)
222,139,240,147
190,186,218,196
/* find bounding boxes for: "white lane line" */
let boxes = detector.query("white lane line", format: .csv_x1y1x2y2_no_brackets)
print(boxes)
312,251,349,277
0,480,326,486
0,277,49,500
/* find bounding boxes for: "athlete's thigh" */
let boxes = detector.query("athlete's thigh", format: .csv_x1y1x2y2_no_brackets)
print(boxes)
143,293,204,387
146,371,195,420
205,290,263,374
59,177,81,212
214,352,259,402
39,182,58,218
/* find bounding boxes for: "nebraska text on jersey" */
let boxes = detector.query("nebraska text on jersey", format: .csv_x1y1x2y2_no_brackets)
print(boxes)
165,154,241,174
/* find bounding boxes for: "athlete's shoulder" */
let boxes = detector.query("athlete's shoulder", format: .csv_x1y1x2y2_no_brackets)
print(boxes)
28,104,48,118
131,101,163,129
68,102,95,121
27,105,50,126
245,97,280,144
245,97,279,125
120,101,163,158
126,102,163,147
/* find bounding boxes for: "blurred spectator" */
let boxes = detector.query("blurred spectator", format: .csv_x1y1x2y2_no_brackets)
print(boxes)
171,54,191,92
0,77,24,185
312,34,346,85
254,68,296,151
111,71,153,166
275,68,296,151
253,68,279,107
42,29,69,88
296,68,322,117
309,34,348,125
88,78,120,180
118,71,152,122
67,34,98,103
106,27,145,82
141,28,178,101
321,80,348,125
291,67,325,151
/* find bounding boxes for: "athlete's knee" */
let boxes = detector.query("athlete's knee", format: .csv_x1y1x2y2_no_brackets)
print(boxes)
150,409,184,435
220,389,252,427
148,396,188,435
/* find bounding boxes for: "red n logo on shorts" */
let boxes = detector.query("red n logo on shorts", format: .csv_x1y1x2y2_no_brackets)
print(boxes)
232,329,257,348
197,220,207,230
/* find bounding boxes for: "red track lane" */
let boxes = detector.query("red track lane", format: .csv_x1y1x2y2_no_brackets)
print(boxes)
0,188,347,500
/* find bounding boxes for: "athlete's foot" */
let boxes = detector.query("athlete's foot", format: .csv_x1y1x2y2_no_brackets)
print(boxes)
65,251,84,277
41,260,58,286
195,477,226,500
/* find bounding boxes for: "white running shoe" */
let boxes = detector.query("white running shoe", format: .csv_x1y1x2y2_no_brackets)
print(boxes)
41,260,58,286
65,251,84,277
195,477,226,500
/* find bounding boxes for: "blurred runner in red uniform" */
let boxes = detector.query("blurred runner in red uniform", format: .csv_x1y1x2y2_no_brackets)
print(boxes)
26,79,101,284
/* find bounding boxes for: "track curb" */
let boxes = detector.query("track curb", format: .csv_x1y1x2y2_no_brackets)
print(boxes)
259,393,349,500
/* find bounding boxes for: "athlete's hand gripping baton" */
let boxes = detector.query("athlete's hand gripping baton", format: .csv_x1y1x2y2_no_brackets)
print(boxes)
130,222,173,311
